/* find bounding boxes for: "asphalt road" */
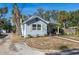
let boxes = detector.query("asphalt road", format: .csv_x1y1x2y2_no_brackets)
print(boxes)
45,49,79,55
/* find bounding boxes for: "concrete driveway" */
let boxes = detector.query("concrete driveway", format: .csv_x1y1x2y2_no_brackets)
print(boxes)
0,34,44,55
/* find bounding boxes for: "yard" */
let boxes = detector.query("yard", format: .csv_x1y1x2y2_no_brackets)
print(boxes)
60,35,79,41
1,33,79,54
26,36,79,50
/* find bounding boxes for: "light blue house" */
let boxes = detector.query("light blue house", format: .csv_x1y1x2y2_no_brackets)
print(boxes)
21,16,50,37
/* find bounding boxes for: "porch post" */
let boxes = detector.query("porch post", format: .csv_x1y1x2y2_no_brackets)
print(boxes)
57,23,60,35
57,26,59,35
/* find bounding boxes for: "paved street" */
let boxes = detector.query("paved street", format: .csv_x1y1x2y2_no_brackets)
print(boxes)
45,49,79,55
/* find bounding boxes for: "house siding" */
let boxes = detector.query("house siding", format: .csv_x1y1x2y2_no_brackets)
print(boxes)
22,20,47,37
27,20,47,36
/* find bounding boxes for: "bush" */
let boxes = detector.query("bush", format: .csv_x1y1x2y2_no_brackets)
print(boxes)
36,34,40,37
12,26,16,33
44,34,48,37
59,45,69,50
28,34,33,38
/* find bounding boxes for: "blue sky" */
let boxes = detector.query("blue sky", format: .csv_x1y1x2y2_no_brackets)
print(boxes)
0,3,79,19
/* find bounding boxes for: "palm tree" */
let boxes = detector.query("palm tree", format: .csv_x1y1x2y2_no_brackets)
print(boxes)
12,4,22,35
21,14,28,22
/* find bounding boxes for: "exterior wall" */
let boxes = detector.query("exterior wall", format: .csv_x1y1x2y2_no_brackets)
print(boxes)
21,19,47,37
64,28,77,35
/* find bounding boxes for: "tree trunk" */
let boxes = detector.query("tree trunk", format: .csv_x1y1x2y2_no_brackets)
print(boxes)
13,4,22,36
15,18,22,35
16,25,21,35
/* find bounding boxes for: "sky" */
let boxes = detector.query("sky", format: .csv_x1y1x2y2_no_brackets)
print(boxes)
0,3,79,19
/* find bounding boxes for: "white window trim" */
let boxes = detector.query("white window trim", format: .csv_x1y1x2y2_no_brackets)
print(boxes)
32,24,36,30
32,24,42,30
37,24,41,30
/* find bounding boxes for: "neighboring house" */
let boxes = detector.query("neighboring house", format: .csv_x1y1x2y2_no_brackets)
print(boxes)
64,26,77,35
21,16,58,37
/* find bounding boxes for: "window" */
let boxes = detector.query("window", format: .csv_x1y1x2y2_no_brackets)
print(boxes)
37,24,41,30
32,24,36,30
32,24,41,30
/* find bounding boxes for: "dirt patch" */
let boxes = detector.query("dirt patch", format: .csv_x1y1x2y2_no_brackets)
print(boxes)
60,35,79,41
10,33,24,43
26,36,79,50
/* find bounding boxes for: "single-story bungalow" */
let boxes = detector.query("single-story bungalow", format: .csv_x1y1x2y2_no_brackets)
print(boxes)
21,16,58,37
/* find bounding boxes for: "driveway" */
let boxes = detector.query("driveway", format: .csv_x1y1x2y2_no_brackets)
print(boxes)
0,33,44,55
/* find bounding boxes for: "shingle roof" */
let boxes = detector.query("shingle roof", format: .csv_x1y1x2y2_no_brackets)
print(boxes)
23,16,49,24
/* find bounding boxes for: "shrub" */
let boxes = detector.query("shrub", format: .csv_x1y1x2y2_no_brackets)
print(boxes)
36,34,40,37
12,26,16,33
28,34,33,38
59,45,69,50
44,34,48,37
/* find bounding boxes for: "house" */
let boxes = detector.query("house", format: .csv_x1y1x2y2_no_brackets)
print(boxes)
21,16,58,37
64,26,77,35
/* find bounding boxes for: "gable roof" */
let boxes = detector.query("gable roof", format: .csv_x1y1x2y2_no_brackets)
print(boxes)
23,16,49,24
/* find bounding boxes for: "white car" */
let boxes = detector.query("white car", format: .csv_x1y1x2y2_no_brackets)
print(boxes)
0,29,6,34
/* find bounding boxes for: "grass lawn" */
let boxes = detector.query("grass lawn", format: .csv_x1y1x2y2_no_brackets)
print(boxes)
26,36,79,50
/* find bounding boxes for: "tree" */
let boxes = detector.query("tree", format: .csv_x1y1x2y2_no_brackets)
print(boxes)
58,11,71,28
12,3,22,35
0,7,8,19
36,8,45,18
43,11,50,21
21,14,28,22
0,7,8,35
73,10,79,26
